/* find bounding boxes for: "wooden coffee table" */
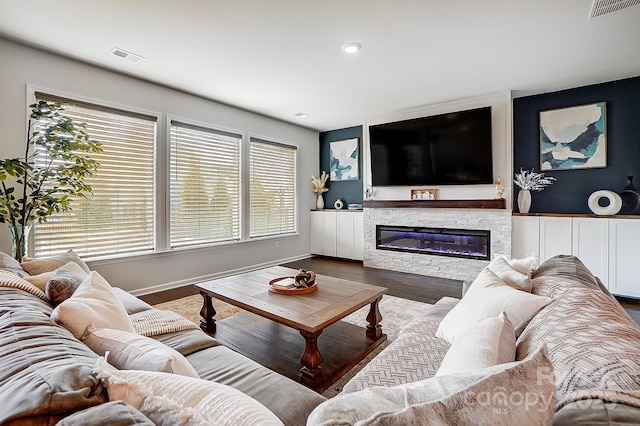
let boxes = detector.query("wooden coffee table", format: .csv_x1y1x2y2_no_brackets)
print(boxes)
195,265,388,391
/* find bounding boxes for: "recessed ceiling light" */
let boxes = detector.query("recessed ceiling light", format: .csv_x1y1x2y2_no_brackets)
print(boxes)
110,47,145,63
342,42,361,54
294,112,310,118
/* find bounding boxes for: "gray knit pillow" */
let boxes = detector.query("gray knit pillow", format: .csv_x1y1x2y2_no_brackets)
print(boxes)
46,268,85,306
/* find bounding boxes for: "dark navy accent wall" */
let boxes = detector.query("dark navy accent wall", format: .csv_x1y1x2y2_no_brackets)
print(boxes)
319,125,363,208
513,76,640,214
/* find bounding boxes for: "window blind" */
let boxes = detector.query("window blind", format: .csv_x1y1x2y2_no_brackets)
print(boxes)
249,138,297,238
169,121,242,248
33,94,156,258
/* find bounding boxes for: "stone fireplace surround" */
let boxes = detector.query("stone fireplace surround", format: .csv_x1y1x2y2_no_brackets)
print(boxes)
363,200,511,282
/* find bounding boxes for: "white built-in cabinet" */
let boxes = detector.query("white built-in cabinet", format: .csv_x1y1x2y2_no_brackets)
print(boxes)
310,210,363,261
512,215,640,298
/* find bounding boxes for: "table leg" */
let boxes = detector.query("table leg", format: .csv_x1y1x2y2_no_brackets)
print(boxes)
199,291,217,334
299,329,323,387
366,296,383,340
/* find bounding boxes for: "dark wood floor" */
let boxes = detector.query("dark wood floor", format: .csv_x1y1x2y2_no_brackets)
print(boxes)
139,256,462,305
140,256,640,324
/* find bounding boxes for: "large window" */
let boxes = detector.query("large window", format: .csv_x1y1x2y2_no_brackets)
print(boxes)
249,138,297,238
33,93,156,258
169,121,241,248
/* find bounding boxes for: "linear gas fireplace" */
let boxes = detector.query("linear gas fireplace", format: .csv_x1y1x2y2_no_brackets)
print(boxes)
376,225,490,261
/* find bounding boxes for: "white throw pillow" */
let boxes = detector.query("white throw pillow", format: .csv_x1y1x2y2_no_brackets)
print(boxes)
307,345,555,426
83,326,199,378
94,357,284,426
23,261,88,292
506,255,538,276
21,249,91,275
436,311,516,376
51,271,134,339
488,256,532,292
435,268,551,344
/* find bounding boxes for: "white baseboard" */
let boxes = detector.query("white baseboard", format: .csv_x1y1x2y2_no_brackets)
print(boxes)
129,253,313,297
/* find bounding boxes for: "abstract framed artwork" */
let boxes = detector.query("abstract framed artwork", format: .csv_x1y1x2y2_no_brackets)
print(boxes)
330,138,359,181
540,102,606,171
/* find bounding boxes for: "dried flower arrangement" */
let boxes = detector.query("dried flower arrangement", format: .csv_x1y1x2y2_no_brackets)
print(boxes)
514,168,556,191
310,171,329,194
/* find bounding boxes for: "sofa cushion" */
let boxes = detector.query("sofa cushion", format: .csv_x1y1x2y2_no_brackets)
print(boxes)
307,345,555,426
152,329,220,357
21,249,91,275
436,268,551,344
488,256,532,292
25,260,88,292
532,254,600,292
518,276,640,408
45,265,87,306
0,250,28,277
436,310,516,376
51,271,134,339
57,401,154,426
82,327,200,378
188,345,326,426
0,269,47,301
554,394,640,425
113,287,154,315
94,357,284,426
0,305,106,424
342,297,459,394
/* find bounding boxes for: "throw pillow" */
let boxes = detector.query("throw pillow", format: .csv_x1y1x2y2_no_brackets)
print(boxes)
21,249,91,275
435,268,551,344
307,345,555,426
436,311,516,376
533,254,600,292
0,269,48,301
506,255,538,276
82,326,199,378
24,261,88,292
0,251,28,277
46,267,87,307
488,257,532,292
94,357,284,426
51,271,134,339
130,309,198,337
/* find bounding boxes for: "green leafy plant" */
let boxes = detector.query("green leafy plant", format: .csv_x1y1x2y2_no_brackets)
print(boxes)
0,101,102,259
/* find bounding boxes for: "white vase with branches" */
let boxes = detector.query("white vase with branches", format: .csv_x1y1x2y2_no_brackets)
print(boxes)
514,168,556,214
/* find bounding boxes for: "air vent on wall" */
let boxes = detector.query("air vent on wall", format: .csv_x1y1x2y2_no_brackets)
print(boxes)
110,47,145,62
589,0,640,19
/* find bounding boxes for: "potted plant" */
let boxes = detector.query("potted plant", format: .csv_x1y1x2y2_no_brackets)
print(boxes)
0,101,102,261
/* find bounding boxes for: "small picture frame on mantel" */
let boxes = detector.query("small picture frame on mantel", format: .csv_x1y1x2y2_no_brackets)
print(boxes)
411,189,438,200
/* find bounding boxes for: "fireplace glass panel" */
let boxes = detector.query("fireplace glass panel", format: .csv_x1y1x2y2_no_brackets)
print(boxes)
376,225,490,260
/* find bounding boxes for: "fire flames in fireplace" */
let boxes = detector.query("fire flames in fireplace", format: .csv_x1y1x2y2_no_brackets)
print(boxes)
376,225,490,261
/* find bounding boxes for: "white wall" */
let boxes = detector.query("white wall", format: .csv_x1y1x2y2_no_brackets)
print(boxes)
362,92,513,207
0,38,319,294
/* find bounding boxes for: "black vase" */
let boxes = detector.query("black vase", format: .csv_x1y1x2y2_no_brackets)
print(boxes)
619,176,640,215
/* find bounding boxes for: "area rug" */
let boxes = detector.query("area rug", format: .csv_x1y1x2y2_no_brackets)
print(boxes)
153,294,432,398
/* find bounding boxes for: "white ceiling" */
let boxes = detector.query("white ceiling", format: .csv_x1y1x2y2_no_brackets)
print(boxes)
1,1,639,132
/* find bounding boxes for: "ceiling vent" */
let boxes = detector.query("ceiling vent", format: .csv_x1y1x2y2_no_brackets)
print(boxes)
589,0,640,18
110,48,144,62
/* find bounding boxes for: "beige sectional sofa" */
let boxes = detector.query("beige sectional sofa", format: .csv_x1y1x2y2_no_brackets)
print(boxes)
0,251,325,425
308,255,640,425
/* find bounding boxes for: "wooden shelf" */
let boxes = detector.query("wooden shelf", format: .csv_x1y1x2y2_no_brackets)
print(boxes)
363,199,506,209
513,212,640,219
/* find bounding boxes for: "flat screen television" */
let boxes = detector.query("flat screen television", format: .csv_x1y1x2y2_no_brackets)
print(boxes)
369,106,493,186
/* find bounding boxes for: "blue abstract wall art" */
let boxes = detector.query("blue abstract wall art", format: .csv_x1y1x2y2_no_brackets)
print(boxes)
330,138,359,181
540,102,606,171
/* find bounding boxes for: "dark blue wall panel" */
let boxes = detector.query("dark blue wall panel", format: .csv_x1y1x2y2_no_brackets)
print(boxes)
513,76,640,214
319,126,363,208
